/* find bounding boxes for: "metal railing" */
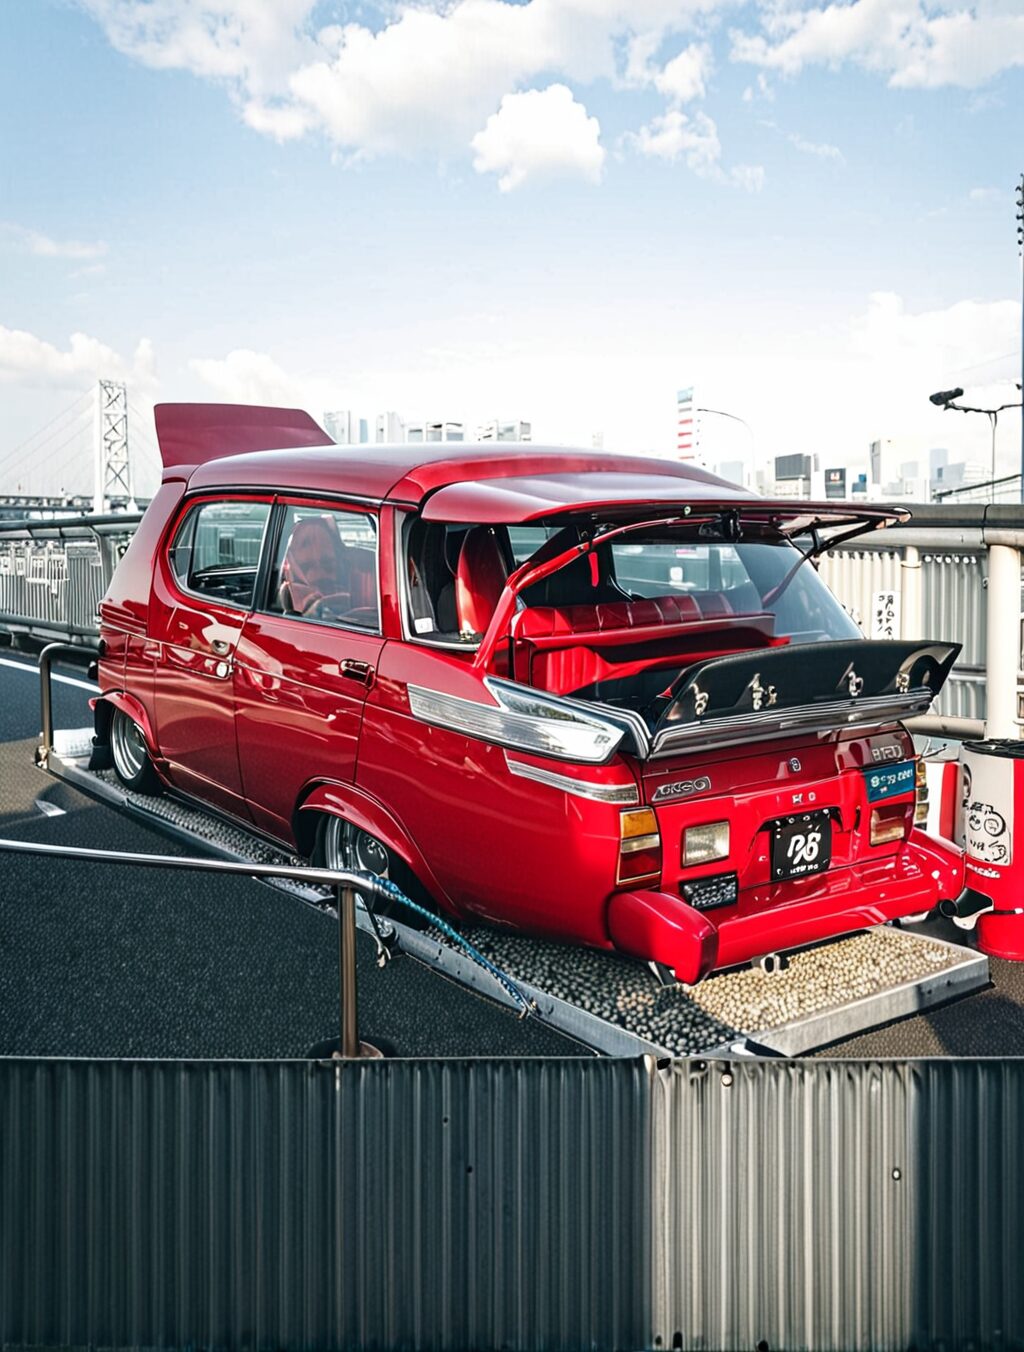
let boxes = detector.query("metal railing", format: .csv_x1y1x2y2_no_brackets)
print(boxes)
0,511,141,643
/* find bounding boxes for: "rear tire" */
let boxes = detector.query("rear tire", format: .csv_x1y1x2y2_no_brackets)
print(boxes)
313,814,429,929
109,708,162,795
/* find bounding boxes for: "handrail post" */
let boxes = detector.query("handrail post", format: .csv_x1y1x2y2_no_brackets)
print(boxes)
337,883,361,1058
36,642,97,770
985,543,1022,738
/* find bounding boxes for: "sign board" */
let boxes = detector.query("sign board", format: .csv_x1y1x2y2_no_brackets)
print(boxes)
824,467,846,499
961,753,1014,868
871,590,901,640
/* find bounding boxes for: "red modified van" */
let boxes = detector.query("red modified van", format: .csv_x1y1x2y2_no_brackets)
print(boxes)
93,403,966,982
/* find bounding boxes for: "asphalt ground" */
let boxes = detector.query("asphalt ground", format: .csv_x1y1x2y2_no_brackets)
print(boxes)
0,650,583,1059
4,646,1024,1059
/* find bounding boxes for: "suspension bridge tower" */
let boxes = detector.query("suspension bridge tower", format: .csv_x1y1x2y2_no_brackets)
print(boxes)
93,379,134,513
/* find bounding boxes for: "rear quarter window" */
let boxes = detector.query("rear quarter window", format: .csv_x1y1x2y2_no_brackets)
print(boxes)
169,500,271,608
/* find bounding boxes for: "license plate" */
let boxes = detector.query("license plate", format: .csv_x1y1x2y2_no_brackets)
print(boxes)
862,761,916,803
771,811,832,881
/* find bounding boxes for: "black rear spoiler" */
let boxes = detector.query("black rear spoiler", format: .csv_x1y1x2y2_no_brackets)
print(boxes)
645,639,960,758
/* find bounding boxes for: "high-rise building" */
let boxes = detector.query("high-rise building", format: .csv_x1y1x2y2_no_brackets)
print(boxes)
375,412,404,443
477,419,532,443
406,420,464,443
358,418,369,444
676,387,696,460
323,409,354,444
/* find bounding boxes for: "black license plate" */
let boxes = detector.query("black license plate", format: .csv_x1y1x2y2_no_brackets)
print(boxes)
771,811,832,881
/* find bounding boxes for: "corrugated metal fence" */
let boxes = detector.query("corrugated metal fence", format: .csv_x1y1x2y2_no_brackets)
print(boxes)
4,1055,1024,1351
0,1057,650,1352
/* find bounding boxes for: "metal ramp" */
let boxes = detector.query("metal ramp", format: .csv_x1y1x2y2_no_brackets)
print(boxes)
45,726,990,1058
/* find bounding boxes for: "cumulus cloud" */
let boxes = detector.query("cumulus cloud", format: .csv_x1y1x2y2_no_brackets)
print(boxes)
0,324,154,390
627,109,763,189
80,0,733,163
731,0,1024,90
471,84,604,191
850,291,1021,380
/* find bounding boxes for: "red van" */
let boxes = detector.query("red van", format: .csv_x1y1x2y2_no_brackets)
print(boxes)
93,403,966,982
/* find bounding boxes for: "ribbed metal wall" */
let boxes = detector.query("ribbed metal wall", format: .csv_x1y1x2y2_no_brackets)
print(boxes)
654,1059,1024,1352
0,1057,650,1352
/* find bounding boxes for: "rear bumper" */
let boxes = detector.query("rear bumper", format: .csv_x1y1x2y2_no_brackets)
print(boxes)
607,831,965,982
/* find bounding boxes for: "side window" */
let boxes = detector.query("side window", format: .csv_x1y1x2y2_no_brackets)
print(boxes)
266,505,379,631
169,500,271,608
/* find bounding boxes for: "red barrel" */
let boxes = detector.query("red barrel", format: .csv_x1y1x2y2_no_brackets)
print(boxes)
961,740,1024,960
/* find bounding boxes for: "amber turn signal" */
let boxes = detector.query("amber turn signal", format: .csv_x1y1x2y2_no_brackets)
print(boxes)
617,808,662,884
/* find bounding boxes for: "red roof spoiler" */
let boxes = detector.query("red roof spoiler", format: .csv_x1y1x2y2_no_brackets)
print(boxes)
154,403,333,477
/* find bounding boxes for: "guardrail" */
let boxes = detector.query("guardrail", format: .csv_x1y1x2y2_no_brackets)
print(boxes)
0,510,141,644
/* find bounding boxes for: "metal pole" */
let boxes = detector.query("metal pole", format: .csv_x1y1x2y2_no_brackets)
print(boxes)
990,412,998,504
337,883,360,1058
984,543,1022,739
900,544,922,641
1017,173,1024,502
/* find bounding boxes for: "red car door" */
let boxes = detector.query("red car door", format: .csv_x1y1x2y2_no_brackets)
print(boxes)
233,501,385,842
150,496,272,818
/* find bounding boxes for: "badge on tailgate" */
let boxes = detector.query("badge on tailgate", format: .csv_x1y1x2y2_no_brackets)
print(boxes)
862,761,915,803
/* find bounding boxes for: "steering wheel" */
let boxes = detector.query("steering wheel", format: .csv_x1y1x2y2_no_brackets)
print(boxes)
302,591,352,620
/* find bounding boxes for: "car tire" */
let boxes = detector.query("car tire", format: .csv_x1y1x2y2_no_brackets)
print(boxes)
109,708,162,795
313,814,429,929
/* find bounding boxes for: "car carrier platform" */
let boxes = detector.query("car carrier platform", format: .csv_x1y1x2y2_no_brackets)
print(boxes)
41,725,990,1058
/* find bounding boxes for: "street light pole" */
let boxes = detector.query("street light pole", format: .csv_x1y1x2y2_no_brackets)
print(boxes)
1017,174,1024,503
696,407,756,489
929,387,1023,503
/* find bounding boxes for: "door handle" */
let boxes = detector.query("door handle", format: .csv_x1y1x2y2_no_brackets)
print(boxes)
211,639,231,655
339,659,375,687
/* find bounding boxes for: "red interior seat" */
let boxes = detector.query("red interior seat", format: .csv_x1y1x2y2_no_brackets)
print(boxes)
455,527,509,636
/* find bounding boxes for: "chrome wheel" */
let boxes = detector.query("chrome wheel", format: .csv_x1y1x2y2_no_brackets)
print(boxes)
109,708,161,793
320,816,390,877
111,710,147,779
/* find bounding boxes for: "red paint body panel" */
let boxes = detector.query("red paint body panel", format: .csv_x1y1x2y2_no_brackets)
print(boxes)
93,405,962,983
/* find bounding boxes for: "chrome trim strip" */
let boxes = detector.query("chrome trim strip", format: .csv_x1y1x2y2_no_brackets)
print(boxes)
650,691,934,758
504,755,640,804
407,681,625,765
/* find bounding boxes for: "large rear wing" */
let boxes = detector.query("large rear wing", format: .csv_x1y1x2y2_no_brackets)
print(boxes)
154,403,333,478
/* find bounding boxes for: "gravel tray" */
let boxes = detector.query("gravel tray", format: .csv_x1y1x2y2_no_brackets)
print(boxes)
425,921,978,1056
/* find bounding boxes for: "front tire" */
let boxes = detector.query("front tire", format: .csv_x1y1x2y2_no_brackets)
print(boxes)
109,708,162,794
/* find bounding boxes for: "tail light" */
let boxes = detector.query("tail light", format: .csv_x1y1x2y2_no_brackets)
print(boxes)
617,808,662,884
914,758,930,825
870,802,908,845
683,820,731,867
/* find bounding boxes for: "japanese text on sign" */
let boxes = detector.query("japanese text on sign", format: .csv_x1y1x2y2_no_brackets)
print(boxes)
871,589,901,640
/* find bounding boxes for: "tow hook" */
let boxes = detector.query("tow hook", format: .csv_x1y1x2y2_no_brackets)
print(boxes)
756,952,790,976
939,888,995,931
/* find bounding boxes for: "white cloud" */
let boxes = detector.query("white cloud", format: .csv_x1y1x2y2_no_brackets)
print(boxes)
81,0,733,159
627,109,763,188
471,84,605,191
788,132,844,163
654,41,713,102
731,0,1024,90
2,223,107,260
0,324,153,390
188,347,343,416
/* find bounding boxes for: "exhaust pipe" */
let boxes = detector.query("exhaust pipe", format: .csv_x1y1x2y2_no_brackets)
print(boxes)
939,888,995,931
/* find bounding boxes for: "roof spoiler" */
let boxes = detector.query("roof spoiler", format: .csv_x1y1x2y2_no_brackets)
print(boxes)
154,403,334,478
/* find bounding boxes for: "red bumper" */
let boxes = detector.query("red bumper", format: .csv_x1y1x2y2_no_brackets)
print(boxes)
608,831,965,982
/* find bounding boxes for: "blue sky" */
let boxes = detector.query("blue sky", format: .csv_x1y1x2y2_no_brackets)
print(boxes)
1,0,1023,496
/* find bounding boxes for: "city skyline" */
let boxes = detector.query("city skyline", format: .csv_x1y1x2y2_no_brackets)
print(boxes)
1,1,1022,496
